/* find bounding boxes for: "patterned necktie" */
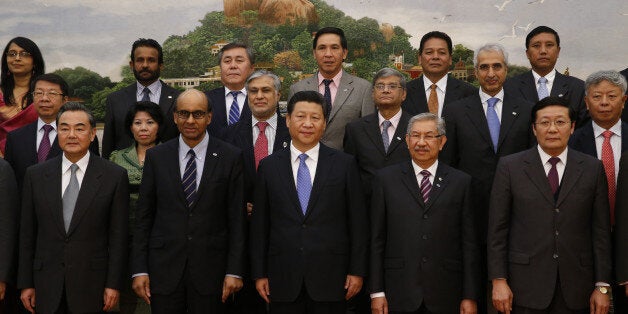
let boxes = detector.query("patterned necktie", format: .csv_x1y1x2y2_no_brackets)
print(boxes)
182,149,197,207
254,121,269,170
420,170,432,203
548,157,560,196
486,97,500,153
381,120,392,152
228,91,241,125
296,153,312,215
141,87,151,102
601,130,616,224
538,77,549,100
428,84,439,115
62,164,79,232
322,79,333,120
38,124,53,163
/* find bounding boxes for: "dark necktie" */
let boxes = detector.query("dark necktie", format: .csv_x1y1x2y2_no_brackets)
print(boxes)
428,84,439,114
486,97,500,153
538,77,549,100
322,79,333,120
601,130,616,224
548,157,560,196
141,87,151,102
420,170,432,203
38,124,53,163
228,91,241,125
296,153,312,215
381,120,392,152
182,149,197,207
63,164,79,232
254,121,269,170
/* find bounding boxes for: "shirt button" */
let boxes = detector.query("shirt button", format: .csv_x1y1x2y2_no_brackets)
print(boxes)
423,214,428,219
187,236,192,241
422,235,428,240
422,257,428,263
555,230,559,236
554,208,560,213
553,253,558,259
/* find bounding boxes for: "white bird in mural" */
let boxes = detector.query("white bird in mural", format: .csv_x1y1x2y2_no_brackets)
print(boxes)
433,15,452,23
494,0,512,11
518,21,534,32
528,0,546,4
499,20,518,41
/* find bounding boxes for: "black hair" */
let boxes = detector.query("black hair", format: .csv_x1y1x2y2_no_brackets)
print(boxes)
531,96,575,123
525,26,560,49
31,73,69,97
131,38,163,64
312,27,347,50
124,101,165,142
1,37,45,108
287,90,327,120
419,31,453,55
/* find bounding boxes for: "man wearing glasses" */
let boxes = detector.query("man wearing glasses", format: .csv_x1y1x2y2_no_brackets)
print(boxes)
132,89,246,314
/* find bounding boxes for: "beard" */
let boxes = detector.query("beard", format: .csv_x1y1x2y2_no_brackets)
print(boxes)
133,67,160,85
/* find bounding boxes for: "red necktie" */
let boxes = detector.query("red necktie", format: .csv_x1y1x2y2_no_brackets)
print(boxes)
548,157,560,196
601,130,616,225
254,121,269,170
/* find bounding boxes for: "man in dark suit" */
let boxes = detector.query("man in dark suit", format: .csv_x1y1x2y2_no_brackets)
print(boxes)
0,159,18,313
288,27,374,150
488,96,612,313
5,74,99,191
344,67,411,201
401,31,477,117
620,68,628,121
250,91,367,314
102,38,180,158
18,103,129,314
370,112,479,314
441,43,534,314
615,151,628,303
132,89,246,314
504,26,588,128
206,42,255,138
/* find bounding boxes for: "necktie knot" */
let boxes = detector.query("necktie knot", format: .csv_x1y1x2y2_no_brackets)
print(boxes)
257,121,268,133
323,79,333,87
42,124,53,133
382,120,392,130
187,149,196,159
230,91,240,98
70,163,78,174
603,130,613,139
487,97,499,108
548,156,560,167
420,170,431,178
538,77,548,84
141,87,151,102
299,153,308,163
430,84,437,91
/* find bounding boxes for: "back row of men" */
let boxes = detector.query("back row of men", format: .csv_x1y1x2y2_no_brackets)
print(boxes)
2,25,628,314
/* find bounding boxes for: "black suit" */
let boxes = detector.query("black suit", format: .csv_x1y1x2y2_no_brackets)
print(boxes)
4,121,100,192
132,135,246,312
620,68,628,121
504,70,588,128
569,120,628,157
18,154,129,314
206,87,251,139
102,82,180,158
0,159,18,314
250,144,367,307
401,74,477,116
343,111,411,199
615,151,628,284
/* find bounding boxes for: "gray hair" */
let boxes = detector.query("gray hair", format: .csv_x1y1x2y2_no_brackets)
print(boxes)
372,67,407,89
474,43,509,67
245,70,281,94
56,102,95,128
407,112,446,136
585,70,628,95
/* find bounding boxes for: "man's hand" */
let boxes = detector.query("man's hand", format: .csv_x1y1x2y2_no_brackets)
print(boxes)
255,278,271,303
371,296,388,314
247,202,254,216
102,288,119,311
222,276,243,303
0,281,6,300
20,288,36,314
492,279,513,314
132,275,151,304
590,288,610,314
460,298,477,314
344,275,363,300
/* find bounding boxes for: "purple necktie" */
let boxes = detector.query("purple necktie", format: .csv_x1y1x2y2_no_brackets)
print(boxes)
420,170,432,203
38,124,53,163
548,157,560,195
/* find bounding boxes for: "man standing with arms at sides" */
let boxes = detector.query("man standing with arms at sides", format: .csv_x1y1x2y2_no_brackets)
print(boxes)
19,103,129,314
620,68,628,121
488,96,611,314
0,159,18,313
132,89,246,314
250,91,367,314
102,38,180,159
441,43,534,314
289,27,374,150
401,31,477,117
207,43,255,138
504,26,588,128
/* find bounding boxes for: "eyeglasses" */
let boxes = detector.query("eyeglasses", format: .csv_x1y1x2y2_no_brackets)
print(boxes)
176,110,207,120
374,84,403,91
534,120,571,129
6,50,31,59
477,63,504,72
408,133,443,141
32,91,64,99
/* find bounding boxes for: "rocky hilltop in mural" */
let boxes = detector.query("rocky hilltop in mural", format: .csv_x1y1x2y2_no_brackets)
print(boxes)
224,0,318,25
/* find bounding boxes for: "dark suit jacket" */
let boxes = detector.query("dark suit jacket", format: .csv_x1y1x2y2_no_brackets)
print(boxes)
441,93,534,241
102,82,180,159
223,113,290,203
18,154,129,314
401,74,477,116
288,70,375,150
620,68,628,121
206,87,251,139
370,161,479,313
615,151,628,282
343,111,411,198
0,159,18,285
569,120,628,158
132,136,246,295
504,70,588,128
4,121,100,192
250,144,368,302
488,148,612,310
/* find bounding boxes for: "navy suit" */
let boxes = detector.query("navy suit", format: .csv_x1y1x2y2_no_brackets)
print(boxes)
206,87,251,139
401,74,477,116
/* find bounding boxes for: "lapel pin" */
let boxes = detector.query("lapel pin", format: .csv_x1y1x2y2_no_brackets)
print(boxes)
512,112,517,115
168,96,173,99
283,142,288,148
438,177,443,181
212,153,218,157
558,94,564,97
436,183,441,188
396,136,401,140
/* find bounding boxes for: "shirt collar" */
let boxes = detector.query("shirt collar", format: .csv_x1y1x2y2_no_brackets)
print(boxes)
136,80,161,95
537,144,568,164
290,142,320,163
252,112,278,130
37,117,56,131
378,109,403,129
62,151,90,173
532,69,557,84
422,75,448,93
318,70,343,87
479,89,505,105
592,120,622,138
224,86,247,97
179,131,209,162
411,159,439,178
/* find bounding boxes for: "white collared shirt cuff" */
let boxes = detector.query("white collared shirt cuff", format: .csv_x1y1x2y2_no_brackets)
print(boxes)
132,273,148,278
226,274,242,279
595,282,610,287
370,292,385,299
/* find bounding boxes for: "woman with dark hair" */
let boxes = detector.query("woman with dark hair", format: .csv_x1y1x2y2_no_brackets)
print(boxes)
0,37,45,156
108,101,163,314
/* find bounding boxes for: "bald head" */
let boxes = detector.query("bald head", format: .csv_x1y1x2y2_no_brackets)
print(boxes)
175,89,210,112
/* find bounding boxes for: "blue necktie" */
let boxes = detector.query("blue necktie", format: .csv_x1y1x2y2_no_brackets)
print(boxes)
228,91,241,125
322,79,333,120
182,149,197,207
486,97,500,153
141,87,151,102
538,77,549,100
296,153,312,215
381,120,392,152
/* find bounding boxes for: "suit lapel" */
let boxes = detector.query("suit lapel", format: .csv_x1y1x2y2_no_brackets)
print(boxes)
272,116,290,152
67,155,103,235
304,145,333,218
579,123,598,157
551,72,570,98
329,71,353,122
414,76,429,111
364,115,387,156
43,157,66,235
444,75,460,104
521,72,539,101
464,95,494,150
522,148,556,205
497,95,521,151
424,163,449,212
387,111,410,155
556,150,584,206
276,149,302,216
621,122,628,152
191,137,220,211
158,82,177,117
164,140,187,206
400,161,423,207
25,123,39,164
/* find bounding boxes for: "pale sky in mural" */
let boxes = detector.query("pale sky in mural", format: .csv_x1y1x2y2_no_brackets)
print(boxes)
1,0,626,80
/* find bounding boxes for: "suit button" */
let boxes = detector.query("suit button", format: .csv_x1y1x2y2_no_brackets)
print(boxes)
187,236,192,241
553,253,558,259
554,208,560,213
64,237,69,243
422,235,428,240
422,257,427,263
423,214,428,219
555,230,559,236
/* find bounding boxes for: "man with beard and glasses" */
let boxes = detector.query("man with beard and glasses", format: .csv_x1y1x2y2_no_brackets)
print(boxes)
102,38,180,159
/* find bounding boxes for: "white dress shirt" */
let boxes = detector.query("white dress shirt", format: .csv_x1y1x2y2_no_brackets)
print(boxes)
61,151,90,196
290,143,319,186
136,80,162,104
479,89,505,123
36,117,57,152
178,132,209,189
224,86,247,123
532,69,556,97
378,109,403,144
538,145,567,185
